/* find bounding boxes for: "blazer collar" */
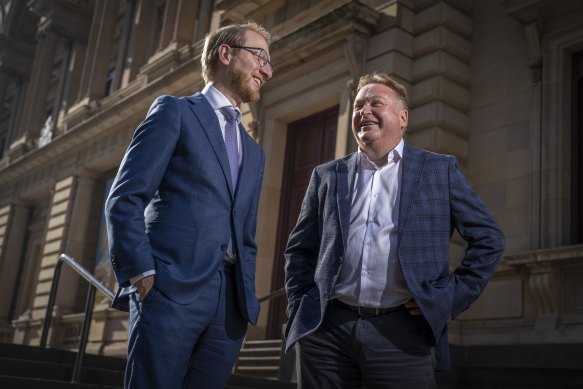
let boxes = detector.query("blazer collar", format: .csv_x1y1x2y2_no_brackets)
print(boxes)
336,153,358,248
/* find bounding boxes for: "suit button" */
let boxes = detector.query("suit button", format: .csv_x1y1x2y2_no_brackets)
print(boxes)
233,210,238,218
221,244,228,252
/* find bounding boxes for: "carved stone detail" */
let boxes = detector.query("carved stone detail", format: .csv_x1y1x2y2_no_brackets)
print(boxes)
528,268,559,317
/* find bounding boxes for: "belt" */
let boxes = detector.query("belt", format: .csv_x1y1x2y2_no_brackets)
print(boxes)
332,299,405,316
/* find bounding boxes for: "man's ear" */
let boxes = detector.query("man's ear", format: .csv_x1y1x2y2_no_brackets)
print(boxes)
400,109,409,129
217,44,232,66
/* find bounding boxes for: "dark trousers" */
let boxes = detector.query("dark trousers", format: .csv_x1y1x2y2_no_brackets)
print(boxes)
126,265,247,389
296,302,435,389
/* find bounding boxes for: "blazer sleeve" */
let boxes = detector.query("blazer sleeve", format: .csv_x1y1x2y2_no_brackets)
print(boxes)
242,149,265,267
284,168,321,317
105,96,181,287
448,156,505,318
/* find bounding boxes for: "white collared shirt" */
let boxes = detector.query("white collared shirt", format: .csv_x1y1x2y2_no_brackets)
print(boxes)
332,138,412,308
202,83,243,166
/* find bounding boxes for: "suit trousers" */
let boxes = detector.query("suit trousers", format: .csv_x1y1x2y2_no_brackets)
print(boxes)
296,301,435,389
126,264,247,389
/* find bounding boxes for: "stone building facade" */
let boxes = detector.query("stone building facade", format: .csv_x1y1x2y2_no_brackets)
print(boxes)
0,0,581,381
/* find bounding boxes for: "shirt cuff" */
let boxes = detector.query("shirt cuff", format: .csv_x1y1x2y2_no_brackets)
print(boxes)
130,270,156,285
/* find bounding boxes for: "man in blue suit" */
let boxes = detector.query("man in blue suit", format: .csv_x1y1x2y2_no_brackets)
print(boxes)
284,73,505,388
105,22,272,388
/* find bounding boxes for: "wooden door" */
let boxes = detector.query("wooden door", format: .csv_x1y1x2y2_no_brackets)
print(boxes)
266,106,338,339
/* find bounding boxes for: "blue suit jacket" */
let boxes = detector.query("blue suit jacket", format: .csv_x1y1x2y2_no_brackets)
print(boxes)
105,93,264,325
284,143,505,370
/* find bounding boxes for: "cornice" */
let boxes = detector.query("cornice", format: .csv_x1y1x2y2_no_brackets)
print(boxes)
505,244,583,266
269,1,379,73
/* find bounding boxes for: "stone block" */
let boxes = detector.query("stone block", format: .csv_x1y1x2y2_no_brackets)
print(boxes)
365,51,413,82
415,2,472,38
412,51,470,84
413,27,472,62
410,75,470,111
408,101,469,136
406,126,468,160
367,28,413,60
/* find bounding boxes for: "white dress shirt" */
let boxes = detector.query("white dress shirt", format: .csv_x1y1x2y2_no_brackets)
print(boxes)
332,139,412,308
202,83,243,166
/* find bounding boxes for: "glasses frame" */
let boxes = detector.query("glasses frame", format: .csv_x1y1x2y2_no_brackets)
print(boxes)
229,45,273,73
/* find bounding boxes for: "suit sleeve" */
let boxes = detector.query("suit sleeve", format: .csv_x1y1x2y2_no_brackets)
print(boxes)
448,156,505,318
242,149,265,271
284,168,321,317
105,96,181,287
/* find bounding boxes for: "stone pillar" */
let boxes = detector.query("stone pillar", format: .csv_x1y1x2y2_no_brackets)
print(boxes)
65,0,118,126
30,175,95,315
58,39,87,132
0,204,30,341
19,174,99,346
7,28,59,159
342,34,367,156
159,0,200,50
120,0,156,87
408,1,472,161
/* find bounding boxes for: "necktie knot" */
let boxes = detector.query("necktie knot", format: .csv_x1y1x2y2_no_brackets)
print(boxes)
220,106,238,123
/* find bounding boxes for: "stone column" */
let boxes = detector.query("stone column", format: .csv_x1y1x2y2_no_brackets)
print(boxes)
408,1,472,161
58,39,87,132
65,0,118,126
23,174,99,346
7,28,59,159
0,204,30,341
120,0,156,87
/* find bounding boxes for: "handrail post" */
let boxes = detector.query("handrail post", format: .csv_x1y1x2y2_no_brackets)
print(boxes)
71,284,96,383
40,253,116,384
40,256,65,348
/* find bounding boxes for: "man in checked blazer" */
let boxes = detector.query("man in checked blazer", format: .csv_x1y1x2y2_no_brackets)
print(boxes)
284,73,505,388
105,22,272,388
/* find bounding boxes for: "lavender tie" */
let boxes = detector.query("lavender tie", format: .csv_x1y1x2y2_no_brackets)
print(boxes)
220,106,239,192
220,107,239,261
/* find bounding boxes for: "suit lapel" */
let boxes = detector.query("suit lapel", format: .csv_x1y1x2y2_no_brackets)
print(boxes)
398,143,426,242
336,153,358,249
187,93,235,199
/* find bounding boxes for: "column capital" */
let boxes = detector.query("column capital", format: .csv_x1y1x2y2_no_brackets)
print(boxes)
28,0,91,43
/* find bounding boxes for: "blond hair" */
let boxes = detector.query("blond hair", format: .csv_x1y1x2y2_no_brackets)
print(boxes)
356,73,408,110
201,22,271,83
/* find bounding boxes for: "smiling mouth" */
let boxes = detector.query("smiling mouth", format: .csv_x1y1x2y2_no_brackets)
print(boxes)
359,121,378,132
252,76,263,87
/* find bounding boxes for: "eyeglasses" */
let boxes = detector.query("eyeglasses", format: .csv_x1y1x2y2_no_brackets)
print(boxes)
229,45,273,73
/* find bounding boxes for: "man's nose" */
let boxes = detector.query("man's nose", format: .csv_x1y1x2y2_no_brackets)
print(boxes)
260,63,272,80
360,104,371,115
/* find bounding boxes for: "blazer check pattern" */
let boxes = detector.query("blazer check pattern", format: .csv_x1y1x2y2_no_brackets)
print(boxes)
284,142,505,370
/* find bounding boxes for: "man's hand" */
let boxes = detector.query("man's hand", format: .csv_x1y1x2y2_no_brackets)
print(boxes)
135,275,155,300
405,299,423,316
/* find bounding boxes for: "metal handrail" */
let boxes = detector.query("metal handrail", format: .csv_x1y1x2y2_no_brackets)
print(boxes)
40,253,115,384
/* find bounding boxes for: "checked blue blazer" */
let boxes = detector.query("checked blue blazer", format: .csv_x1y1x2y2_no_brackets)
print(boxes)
284,142,505,370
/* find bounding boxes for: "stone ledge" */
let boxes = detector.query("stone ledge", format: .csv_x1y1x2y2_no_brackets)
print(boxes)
505,244,583,266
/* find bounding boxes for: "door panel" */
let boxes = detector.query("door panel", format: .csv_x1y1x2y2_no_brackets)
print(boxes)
266,106,339,339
